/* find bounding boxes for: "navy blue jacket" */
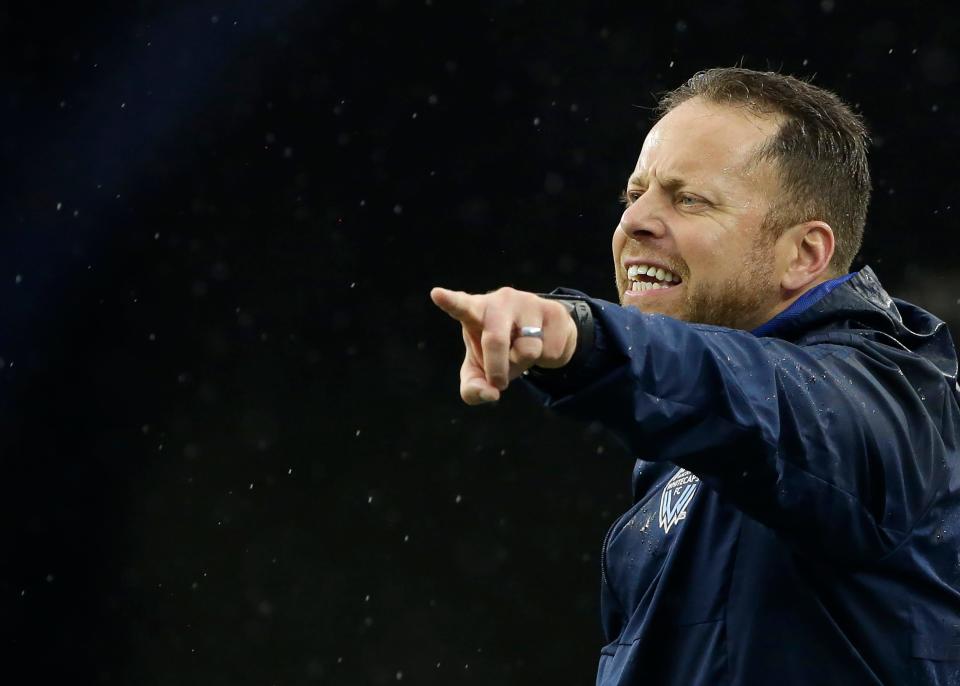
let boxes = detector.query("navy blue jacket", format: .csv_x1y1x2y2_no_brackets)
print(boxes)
525,267,960,685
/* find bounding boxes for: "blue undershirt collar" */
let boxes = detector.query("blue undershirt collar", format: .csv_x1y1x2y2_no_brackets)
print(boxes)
751,272,857,337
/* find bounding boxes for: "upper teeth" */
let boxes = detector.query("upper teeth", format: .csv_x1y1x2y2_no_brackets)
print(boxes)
627,264,679,283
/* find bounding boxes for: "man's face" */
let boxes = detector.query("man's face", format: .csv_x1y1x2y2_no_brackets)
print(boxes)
612,97,786,330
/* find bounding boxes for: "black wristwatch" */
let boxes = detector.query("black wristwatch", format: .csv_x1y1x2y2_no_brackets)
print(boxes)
537,293,595,368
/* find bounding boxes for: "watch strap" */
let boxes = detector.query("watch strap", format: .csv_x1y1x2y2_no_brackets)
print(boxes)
536,293,595,368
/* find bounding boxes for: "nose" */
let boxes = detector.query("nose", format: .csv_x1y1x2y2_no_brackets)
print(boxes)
619,191,667,241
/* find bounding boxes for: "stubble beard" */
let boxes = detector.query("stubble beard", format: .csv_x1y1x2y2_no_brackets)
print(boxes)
618,239,778,331
683,253,776,330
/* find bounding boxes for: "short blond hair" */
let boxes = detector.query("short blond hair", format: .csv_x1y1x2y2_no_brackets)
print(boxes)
658,68,871,273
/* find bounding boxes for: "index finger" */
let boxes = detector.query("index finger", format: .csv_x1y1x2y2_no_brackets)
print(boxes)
430,287,482,323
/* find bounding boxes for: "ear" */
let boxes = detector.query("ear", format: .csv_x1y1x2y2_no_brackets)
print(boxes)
776,220,835,293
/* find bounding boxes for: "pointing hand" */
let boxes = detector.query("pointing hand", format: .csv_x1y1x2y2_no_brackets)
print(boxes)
430,286,578,405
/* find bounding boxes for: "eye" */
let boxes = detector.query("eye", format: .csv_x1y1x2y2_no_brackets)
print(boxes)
620,189,644,206
677,193,706,208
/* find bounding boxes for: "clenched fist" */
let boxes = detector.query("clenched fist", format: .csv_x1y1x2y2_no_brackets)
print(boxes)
430,286,578,405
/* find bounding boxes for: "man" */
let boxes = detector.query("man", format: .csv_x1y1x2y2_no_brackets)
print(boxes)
431,68,960,685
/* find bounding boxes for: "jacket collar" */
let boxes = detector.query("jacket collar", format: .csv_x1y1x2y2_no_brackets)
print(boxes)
751,272,855,337
753,266,958,381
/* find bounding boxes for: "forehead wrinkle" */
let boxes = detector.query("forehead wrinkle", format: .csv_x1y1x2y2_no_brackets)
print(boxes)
635,142,725,188
629,171,683,189
628,166,724,195
626,99,787,217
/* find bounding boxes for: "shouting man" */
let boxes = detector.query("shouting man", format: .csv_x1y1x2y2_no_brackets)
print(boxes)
431,68,960,685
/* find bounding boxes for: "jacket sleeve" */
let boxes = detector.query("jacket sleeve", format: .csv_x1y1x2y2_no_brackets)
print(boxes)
523,298,952,563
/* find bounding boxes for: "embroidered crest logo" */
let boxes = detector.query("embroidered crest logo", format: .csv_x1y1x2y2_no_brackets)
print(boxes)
658,468,700,533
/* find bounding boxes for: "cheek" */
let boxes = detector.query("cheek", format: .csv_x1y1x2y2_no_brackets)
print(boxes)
675,229,732,282
612,225,627,277
612,223,626,254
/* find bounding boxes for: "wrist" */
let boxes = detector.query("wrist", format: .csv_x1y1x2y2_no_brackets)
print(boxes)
536,294,595,370
562,307,579,366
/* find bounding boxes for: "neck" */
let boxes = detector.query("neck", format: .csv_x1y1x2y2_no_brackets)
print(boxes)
751,272,847,332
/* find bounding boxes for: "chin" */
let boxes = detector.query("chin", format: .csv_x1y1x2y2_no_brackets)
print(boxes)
621,295,668,317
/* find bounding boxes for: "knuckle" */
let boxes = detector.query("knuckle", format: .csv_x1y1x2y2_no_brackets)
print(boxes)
540,339,562,362
514,352,537,368
512,340,540,363
481,330,508,348
485,286,512,300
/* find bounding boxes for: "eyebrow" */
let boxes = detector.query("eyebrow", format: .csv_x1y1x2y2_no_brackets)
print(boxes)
627,173,689,191
627,172,725,199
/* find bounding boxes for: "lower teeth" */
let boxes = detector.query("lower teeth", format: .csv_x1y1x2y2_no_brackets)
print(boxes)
630,281,673,292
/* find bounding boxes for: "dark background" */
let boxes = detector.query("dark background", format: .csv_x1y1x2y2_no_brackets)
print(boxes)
5,1,960,684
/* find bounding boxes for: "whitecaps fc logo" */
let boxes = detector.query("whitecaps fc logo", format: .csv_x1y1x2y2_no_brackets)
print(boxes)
658,468,700,533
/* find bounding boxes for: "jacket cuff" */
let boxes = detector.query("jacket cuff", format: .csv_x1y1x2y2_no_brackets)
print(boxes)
523,296,621,398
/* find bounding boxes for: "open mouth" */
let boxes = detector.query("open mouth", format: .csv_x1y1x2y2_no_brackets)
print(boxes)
625,264,682,294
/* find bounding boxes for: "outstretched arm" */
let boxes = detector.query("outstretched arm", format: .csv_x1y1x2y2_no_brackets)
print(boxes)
525,297,950,563
431,286,953,563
